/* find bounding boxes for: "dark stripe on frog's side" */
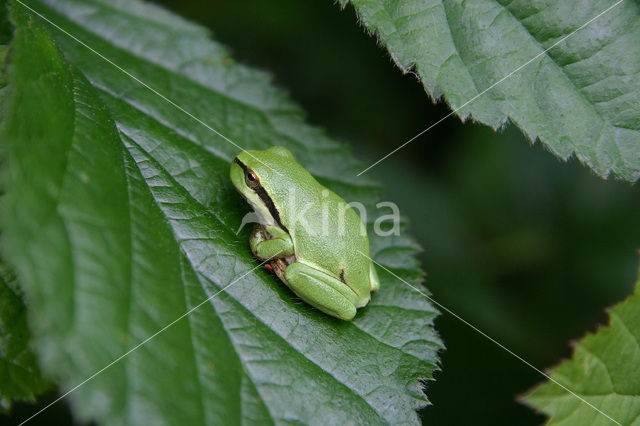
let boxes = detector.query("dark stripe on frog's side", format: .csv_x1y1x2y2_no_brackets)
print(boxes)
233,157,289,233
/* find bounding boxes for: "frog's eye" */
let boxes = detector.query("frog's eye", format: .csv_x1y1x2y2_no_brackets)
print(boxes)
244,170,260,188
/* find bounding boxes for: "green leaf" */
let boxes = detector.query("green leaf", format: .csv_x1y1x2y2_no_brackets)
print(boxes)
0,0,11,44
0,12,49,409
524,270,640,424
1,42,8,106
339,0,640,181
1,0,441,424
0,262,50,412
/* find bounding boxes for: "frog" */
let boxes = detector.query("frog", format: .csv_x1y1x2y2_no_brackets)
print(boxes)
230,146,379,320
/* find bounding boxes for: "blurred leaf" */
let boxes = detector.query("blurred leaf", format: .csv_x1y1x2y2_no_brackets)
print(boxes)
339,0,640,181
524,270,640,425
0,9,48,412
0,263,50,412
0,0,11,44
1,43,8,105
1,0,441,424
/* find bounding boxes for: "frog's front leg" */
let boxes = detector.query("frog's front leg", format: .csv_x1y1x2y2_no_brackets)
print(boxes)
284,262,360,320
249,225,294,260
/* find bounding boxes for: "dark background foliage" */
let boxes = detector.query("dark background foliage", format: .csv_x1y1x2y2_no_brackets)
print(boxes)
4,0,639,424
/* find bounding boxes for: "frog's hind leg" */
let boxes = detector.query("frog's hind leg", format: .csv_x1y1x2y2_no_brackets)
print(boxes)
284,262,358,320
369,263,380,292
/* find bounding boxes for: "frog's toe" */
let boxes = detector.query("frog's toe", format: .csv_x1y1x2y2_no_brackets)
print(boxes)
369,263,380,292
356,295,371,308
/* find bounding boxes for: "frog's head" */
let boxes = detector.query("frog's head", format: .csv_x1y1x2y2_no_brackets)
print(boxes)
230,146,295,228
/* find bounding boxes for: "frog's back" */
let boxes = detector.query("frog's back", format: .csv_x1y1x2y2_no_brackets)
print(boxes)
249,147,373,300
277,174,372,301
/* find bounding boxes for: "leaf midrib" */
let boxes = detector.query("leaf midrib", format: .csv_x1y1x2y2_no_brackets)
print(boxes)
440,1,480,99
56,64,78,341
119,131,135,426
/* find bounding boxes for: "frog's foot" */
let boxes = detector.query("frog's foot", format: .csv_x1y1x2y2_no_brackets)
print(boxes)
369,263,380,292
284,262,360,320
249,224,294,260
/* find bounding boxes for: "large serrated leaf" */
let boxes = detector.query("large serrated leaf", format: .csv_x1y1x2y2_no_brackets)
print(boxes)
524,271,640,425
1,0,441,424
339,0,640,181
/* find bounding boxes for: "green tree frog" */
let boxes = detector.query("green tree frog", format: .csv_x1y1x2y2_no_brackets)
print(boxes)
230,146,379,320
